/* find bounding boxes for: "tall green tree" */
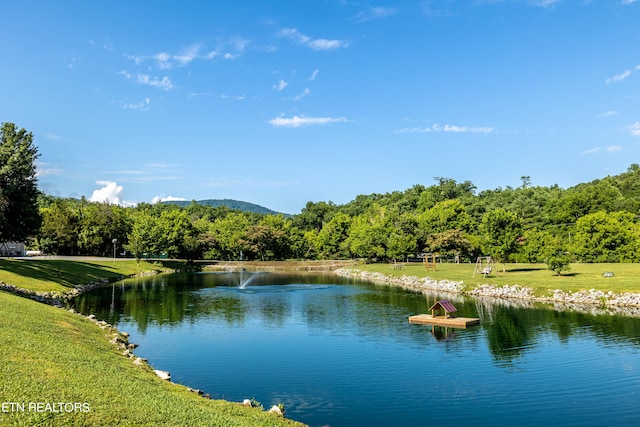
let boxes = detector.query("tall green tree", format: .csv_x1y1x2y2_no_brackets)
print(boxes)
0,122,42,243
480,208,523,271
571,211,640,262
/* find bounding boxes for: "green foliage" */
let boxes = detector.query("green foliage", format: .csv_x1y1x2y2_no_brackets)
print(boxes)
547,252,571,276
28,163,640,264
480,208,523,268
0,122,42,242
571,211,640,262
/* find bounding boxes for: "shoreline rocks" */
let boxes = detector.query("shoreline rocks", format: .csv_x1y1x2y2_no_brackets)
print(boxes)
334,268,640,317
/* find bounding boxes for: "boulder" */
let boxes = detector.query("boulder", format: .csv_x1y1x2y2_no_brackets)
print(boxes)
154,369,170,381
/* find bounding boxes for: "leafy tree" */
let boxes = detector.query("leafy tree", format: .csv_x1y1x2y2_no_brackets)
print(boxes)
38,199,79,255
571,211,640,262
0,122,42,243
423,229,474,261
480,208,523,271
547,251,571,276
208,212,251,259
77,202,130,256
315,212,351,259
293,201,336,231
417,199,475,248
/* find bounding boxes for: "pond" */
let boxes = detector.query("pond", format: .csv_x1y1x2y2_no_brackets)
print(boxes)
75,272,640,427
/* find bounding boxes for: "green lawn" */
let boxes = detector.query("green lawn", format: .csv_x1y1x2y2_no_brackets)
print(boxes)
0,258,302,426
358,262,640,296
0,291,301,426
0,258,166,293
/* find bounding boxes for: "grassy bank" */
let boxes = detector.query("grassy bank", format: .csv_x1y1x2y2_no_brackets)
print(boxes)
0,258,166,293
0,291,301,426
0,258,302,426
357,262,640,296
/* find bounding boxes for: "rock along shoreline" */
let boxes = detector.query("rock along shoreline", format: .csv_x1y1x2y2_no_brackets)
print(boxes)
333,268,640,317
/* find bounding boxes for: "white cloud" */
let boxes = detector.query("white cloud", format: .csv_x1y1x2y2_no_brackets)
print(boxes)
291,88,311,101
309,69,319,81
89,181,130,205
220,93,246,100
125,53,144,65
582,147,600,155
44,132,63,141
36,161,61,178
597,110,618,118
123,98,150,110
279,28,348,50
606,145,622,152
154,44,201,69
531,0,561,7
151,195,187,204
120,70,173,90
622,0,638,4
269,115,348,127
273,79,289,91
136,74,174,90
356,6,399,22
606,69,631,84
629,122,640,136
398,124,494,134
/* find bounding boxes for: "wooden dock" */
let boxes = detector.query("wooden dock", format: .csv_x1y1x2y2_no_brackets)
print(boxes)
408,314,480,329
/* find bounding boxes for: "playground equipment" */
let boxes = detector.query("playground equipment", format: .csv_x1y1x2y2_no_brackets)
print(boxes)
473,256,494,278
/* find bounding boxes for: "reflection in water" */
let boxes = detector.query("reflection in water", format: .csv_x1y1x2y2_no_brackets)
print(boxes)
74,272,640,427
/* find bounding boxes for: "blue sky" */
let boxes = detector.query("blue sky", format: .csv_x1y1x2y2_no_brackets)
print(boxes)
1,1,639,214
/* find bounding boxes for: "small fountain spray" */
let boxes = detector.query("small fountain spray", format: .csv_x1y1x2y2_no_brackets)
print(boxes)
238,250,259,289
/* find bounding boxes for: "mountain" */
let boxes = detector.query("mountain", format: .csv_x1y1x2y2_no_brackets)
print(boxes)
163,199,287,216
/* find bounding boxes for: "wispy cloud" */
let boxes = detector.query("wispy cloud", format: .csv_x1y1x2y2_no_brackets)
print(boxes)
622,0,638,4
220,93,246,100
606,69,631,84
273,79,289,91
279,28,348,50
123,98,150,111
36,161,62,178
269,115,348,127
119,70,174,90
398,124,494,134
154,44,202,69
137,74,174,90
597,110,618,118
582,145,623,154
629,122,640,136
44,133,63,141
309,69,319,81
125,39,248,70
290,88,311,101
355,6,399,22
531,0,561,7
151,195,187,204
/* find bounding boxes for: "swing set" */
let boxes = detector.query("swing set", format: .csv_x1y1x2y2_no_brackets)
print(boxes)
473,256,494,278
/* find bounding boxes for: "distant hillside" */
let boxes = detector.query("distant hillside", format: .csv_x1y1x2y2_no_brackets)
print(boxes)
163,199,287,216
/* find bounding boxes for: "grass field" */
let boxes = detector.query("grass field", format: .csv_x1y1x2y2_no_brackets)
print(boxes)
0,291,301,426
357,262,640,296
0,258,301,426
0,258,167,293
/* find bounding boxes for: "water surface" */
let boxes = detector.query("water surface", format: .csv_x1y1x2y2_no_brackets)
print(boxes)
75,272,640,427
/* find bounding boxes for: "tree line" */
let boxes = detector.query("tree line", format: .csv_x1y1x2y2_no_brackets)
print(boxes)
3,122,640,266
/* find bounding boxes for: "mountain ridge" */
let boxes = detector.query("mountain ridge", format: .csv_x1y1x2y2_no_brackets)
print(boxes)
162,198,288,216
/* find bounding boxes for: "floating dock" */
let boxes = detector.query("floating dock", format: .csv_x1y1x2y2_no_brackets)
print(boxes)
408,314,480,329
